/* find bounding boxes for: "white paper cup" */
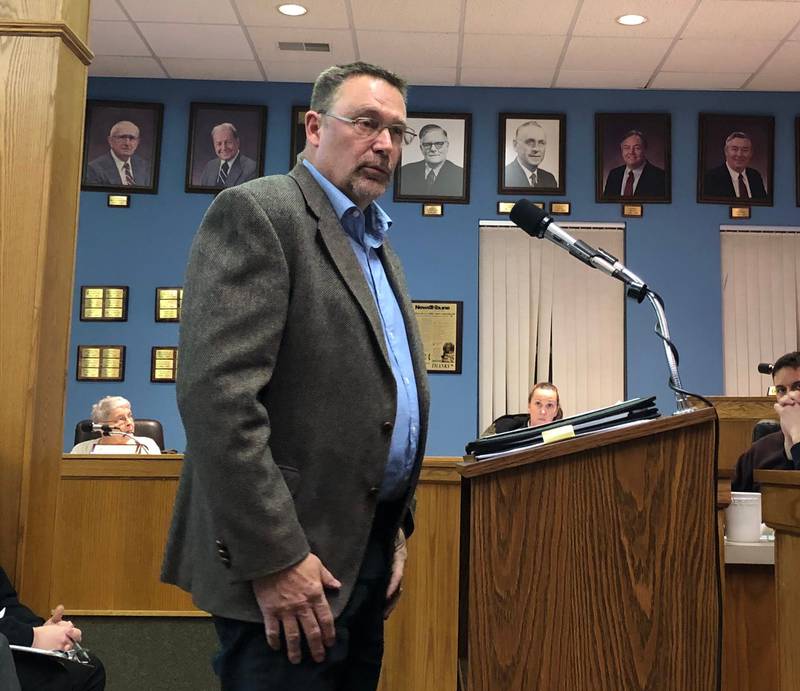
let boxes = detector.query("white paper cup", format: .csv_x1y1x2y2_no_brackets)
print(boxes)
725,491,762,543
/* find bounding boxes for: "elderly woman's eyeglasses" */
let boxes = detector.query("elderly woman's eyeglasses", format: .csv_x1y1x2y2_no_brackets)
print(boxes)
320,112,417,145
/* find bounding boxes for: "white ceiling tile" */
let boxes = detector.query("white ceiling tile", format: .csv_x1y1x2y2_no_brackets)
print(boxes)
746,72,800,91
464,0,580,35
460,67,554,87
237,0,350,28
266,60,339,83
89,55,167,77
683,0,800,39
462,34,564,70
249,27,355,64
89,20,151,56
162,58,264,81
555,69,652,89
138,23,254,59
401,66,458,85
90,0,127,21
351,0,462,32
357,31,458,68
562,36,672,72
661,38,777,72
747,40,800,89
649,70,749,89
121,0,237,23
572,0,697,38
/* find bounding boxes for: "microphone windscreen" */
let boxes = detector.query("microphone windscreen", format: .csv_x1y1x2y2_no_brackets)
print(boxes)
78,420,94,433
509,199,549,238
757,362,773,375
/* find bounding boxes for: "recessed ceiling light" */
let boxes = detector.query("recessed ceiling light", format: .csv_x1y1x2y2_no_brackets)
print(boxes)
278,4,308,16
616,14,647,26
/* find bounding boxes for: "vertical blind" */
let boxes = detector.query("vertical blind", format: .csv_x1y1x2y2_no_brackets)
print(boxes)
721,228,800,395
479,223,625,432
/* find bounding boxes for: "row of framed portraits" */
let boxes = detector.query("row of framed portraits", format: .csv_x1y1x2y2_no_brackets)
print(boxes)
80,99,787,207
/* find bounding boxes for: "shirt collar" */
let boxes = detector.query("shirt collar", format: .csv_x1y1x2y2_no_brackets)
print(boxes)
220,153,239,169
726,163,747,179
302,159,392,248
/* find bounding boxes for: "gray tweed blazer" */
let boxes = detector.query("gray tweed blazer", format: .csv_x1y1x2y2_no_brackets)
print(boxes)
161,162,430,622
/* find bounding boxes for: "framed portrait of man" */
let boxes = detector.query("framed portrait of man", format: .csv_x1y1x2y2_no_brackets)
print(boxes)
185,103,267,194
595,113,671,203
698,113,774,206
498,113,565,196
394,113,471,204
81,100,163,194
290,106,309,170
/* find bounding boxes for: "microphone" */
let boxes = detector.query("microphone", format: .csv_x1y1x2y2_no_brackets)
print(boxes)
509,199,648,302
78,420,115,436
757,362,773,375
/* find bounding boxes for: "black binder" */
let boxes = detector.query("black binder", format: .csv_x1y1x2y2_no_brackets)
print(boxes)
466,396,659,457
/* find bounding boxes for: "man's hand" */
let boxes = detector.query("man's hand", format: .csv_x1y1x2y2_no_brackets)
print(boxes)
384,528,407,620
776,398,800,455
45,604,65,625
252,553,341,664
32,621,80,651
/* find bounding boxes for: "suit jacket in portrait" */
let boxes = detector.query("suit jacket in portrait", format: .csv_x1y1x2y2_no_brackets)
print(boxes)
504,159,557,189
161,162,431,623
84,152,151,187
198,153,259,188
399,159,463,197
603,161,667,199
703,165,767,200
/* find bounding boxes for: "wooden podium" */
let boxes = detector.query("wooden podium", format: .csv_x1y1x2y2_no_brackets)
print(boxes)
457,407,721,691
755,469,800,691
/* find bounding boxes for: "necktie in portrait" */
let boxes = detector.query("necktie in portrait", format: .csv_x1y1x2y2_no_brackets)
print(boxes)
529,172,537,187
123,161,134,186
218,161,230,186
624,170,634,196
737,173,746,198
425,168,435,191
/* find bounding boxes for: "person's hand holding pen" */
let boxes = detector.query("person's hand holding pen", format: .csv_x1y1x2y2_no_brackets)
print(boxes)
32,604,82,651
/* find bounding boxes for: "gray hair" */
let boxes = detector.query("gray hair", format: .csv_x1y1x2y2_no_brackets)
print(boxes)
620,129,647,148
514,120,545,139
211,122,239,139
419,124,448,140
310,61,408,114
91,395,131,423
725,131,752,146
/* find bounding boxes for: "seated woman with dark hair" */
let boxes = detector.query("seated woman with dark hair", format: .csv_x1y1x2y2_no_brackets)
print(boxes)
483,382,563,436
69,396,160,454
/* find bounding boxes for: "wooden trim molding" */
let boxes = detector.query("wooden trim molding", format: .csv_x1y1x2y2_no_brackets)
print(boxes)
0,21,93,64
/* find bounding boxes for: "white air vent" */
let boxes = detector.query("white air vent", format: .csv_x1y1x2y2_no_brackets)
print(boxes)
278,41,331,52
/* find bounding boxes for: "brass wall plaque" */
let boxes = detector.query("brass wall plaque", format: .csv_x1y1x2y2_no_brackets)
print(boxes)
549,202,571,215
151,346,178,382
730,206,751,219
76,345,125,381
497,202,515,214
155,287,183,322
107,195,130,208
422,204,443,217
80,286,129,321
622,204,643,218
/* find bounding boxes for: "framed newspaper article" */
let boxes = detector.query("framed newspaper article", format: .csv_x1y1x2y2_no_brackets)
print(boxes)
412,300,463,374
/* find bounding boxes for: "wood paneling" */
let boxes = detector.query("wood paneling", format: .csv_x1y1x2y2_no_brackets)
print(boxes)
0,0,90,614
461,409,720,691
709,397,777,471
722,565,777,691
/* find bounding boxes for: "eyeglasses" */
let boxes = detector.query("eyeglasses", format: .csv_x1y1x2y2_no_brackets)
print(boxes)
420,141,448,151
320,112,417,145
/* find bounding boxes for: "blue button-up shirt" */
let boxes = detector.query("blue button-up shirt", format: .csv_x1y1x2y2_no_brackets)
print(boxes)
303,160,420,500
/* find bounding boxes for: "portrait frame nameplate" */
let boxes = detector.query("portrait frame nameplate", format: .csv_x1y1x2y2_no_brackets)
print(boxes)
549,202,571,215
186,102,267,194
622,204,643,218
412,300,463,374
729,206,751,220
394,112,471,204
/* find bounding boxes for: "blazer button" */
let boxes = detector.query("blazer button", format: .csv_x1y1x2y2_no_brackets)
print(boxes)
368,486,380,497
382,421,394,432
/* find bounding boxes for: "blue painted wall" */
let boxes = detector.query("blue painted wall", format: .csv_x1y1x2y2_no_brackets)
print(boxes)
66,77,800,453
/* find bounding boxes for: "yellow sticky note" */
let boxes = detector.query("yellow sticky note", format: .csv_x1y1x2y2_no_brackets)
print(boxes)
541,424,576,444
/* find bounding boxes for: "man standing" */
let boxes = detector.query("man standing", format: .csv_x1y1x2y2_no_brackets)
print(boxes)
399,123,463,196
504,120,557,188
198,123,258,188
603,130,666,198
732,351,800,491
85,120,150,187
162,62,429,690
703,131,767,200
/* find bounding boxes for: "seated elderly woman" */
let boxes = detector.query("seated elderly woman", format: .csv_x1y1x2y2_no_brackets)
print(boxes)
483,382,563,436
70,396,161,455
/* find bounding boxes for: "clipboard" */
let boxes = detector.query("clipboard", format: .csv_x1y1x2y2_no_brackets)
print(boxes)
9,644,93,667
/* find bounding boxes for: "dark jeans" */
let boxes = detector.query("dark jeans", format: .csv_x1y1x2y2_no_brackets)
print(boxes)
213,505,397,691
